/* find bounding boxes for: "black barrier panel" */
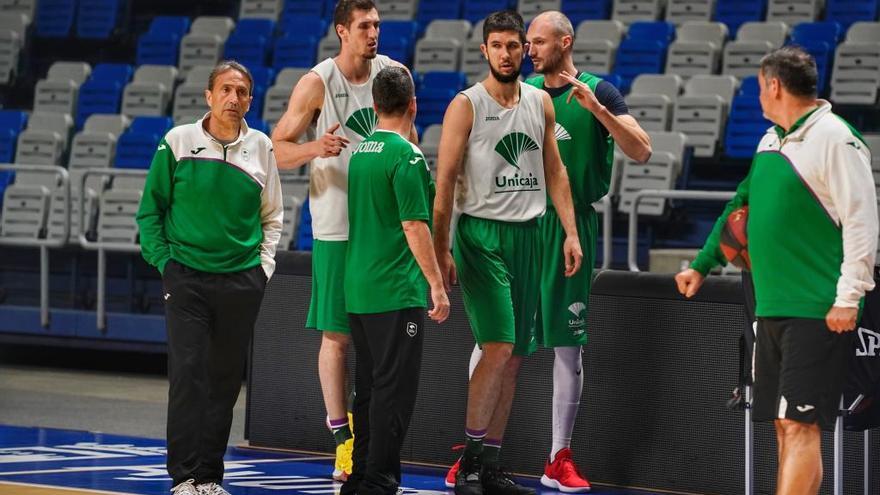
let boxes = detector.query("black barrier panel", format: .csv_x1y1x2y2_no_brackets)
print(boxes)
247,253,880,494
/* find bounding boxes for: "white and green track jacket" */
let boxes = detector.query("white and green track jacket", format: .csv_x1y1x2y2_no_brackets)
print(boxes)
136,113,284,278
693,101,877,318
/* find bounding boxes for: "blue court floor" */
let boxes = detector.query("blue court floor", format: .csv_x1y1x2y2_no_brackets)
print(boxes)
0,425,671,495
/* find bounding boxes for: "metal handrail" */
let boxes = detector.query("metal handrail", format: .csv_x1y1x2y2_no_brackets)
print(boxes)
78,168,148,331
0,164,70,327
627,189,736,272
0,164,70,248
597,195,612,269
78,168,146,253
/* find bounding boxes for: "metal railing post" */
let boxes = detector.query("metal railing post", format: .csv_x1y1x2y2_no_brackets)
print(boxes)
78,169,146,332
865,429,871,495
835,396,844,495
626,190,736,271
745,384,753,495
600,195,612,269
0,164,71,328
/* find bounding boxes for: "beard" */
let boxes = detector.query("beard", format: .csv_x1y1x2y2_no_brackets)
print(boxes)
489,61,521,83
534,48,564,74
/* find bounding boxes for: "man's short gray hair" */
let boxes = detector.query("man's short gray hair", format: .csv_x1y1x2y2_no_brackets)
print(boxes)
208,60,254,96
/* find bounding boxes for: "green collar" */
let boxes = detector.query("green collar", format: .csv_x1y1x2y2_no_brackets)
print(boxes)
774,106,819,140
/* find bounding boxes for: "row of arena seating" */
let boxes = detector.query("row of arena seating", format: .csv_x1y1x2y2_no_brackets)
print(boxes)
2,0,879,40
3,0,880,84
6,17,880,122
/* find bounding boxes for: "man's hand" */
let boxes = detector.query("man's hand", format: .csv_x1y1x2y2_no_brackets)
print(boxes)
675,269,705,298
428,284,450,323
560,70,602,113
826,306,858,333
563,235,583,277
437,250,457,292
316,123,350,158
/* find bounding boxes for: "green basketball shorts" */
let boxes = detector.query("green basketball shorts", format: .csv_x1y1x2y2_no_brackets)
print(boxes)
536,207,598,347
306,239,350,334
453,214,540,356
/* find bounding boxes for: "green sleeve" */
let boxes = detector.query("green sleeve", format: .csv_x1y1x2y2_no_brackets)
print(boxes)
690,167,752,275
136,138,176,275
393,149,431,222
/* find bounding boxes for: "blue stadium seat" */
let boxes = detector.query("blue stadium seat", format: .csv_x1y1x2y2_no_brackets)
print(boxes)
415,71,466,128
115,116,173,169
715,0,767,38
273,17,327,69
596,73,623,90
249,66,275,121
137,16,191,66
790,22,843,95
76,0,124,39
825,0,880,29
0,110,27,163
562,0,612,26
797,39,833,94
724,77,771,159
380,21,418,66
416,0,463,35
295,197,313,250
612,22,675,93
35,0,77,38
791,21,844,45
463,0,515,24
521,56,534,79
282,0,328,20
76,63,134,128
224,19,276,68
0,110,28,205
246,115,270,134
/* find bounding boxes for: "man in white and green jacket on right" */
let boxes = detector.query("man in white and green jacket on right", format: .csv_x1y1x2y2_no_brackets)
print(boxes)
675,46,877,495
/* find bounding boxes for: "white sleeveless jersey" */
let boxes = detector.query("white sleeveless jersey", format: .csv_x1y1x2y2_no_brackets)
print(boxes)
458,81,547,222
309,54,393,240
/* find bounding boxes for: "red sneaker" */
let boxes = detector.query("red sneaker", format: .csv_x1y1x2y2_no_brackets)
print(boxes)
540,448,591,493
444,445,464,488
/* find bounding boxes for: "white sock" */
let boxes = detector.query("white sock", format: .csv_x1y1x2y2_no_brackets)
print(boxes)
551,346,583,462
469,343,482,380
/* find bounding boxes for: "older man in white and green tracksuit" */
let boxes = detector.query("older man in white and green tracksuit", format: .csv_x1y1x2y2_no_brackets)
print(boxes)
676,47,877,495
136,62,283,495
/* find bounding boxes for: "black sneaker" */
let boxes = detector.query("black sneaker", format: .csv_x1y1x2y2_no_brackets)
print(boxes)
454,454,483,495
481,463,536,495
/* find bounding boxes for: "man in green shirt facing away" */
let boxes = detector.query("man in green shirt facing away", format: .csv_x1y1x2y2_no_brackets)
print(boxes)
343,66,450,495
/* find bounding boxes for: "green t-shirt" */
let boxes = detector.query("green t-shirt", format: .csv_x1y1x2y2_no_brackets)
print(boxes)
526,72,614,209
345,129,436,314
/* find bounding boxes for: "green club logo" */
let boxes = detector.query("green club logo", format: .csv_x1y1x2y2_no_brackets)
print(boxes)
345,108,378,138
494,132,540,169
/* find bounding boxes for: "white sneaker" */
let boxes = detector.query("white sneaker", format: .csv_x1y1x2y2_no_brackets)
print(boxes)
197,482,231,495
170,479,199,495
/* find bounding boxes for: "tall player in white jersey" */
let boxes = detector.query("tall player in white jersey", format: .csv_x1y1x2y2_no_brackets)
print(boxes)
433,10,582,495
270,0,413,481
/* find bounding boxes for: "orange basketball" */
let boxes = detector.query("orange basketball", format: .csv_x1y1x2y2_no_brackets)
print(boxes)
719,206,750,270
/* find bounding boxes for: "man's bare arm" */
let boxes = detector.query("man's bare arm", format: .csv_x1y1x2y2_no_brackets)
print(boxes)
559,71,652,163
270,72,349,169
432,94,472,288
541,91,583,276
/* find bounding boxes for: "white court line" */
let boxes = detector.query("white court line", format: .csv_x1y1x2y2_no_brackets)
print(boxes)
0,456,335,477
0,480,142,495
